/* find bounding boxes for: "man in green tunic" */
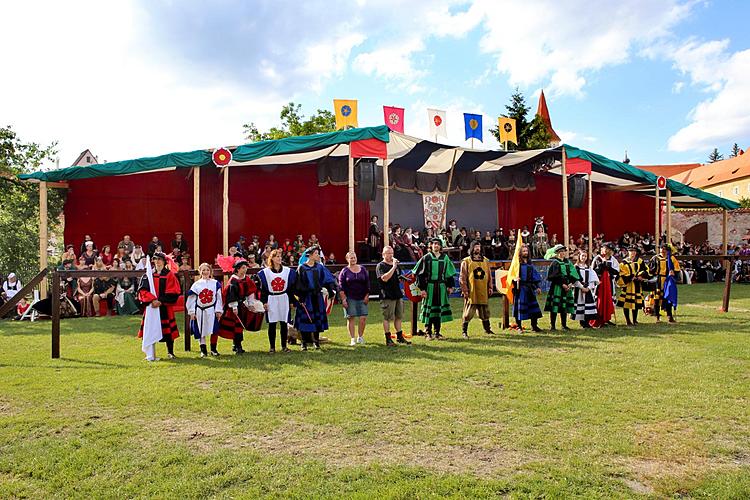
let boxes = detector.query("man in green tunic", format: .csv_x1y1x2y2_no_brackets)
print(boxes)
412,238,456,340
543,244,581,331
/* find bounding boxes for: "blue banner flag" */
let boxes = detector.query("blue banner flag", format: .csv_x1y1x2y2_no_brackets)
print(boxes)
463,113,483,142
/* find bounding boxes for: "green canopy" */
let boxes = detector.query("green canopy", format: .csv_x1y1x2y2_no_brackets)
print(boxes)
18,126,391,182
564,145,740,210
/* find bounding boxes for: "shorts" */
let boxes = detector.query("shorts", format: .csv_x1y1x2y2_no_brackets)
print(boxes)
344,299,368,318
380,299,404,321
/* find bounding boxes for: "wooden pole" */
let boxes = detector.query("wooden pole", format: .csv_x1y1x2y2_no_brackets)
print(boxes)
561,147,570,248
666,188,672,246
51,270,60,358
587,173,593,258
348,153,355,252
222,167,229,254
383,158,390,248
654,184,660,245
721,209,732,312
193,167,200,267
183,271,191,352
441,150,459,229
39,181,48,299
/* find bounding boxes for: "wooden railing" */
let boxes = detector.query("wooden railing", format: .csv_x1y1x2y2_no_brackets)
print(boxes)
0,268,48,318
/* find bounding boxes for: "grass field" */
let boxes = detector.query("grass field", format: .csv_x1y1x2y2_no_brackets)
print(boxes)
1,283,749,499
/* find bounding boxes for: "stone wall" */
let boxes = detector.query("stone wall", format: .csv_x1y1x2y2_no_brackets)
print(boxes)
669,208,750,247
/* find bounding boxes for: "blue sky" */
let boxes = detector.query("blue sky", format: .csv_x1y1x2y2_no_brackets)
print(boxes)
2,0,749,168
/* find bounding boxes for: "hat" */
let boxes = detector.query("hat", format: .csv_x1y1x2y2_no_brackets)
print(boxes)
175,231,183,235
85,241,93,247
233,259,249,271
152,252,167,262
604,242,616,251
430,237,443,247
8,272,16,280
628,245,639,252
544,244,566,259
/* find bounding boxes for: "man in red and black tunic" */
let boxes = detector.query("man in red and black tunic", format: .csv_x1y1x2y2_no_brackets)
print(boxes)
216,260,257,354
137,252,181,359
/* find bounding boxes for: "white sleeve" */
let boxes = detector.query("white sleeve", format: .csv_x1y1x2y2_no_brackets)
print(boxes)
186,293,197,315
214,280,223,312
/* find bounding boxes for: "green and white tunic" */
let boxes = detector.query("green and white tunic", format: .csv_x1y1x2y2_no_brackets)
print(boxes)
412,252,456,324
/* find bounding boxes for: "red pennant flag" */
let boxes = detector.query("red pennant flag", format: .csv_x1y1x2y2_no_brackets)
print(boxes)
383,106,405,133
566,158,592,174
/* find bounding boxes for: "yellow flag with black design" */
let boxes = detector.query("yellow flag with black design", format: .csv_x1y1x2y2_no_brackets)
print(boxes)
498,117,517,145
334,99,358,130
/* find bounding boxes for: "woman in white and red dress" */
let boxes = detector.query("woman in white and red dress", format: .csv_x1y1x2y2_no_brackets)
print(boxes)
217,260,257,354
137,252,181,359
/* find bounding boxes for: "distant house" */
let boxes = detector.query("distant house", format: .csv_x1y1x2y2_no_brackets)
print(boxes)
72,149,98,167
670,150,750,203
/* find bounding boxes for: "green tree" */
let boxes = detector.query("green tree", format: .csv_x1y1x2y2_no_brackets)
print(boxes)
738,197,750,209
242,102,336,142
730,143,740,158
490,88,551,150
0,126,64,282
707,148,724,163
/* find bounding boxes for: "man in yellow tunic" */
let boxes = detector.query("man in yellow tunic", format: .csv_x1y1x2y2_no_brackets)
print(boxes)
617,246,651,326
650,244,681,323
459,240,495,338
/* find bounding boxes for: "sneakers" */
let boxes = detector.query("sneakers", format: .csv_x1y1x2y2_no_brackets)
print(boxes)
350,338,357,346
210,349,220,356
200,351,207,358
357,336,365,345
167,353,176,359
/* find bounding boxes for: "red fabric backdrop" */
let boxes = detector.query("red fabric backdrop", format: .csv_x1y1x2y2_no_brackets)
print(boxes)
64,169,194,257
497,174,654,239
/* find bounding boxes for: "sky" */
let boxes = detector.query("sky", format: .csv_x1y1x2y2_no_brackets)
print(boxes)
2,0,749,169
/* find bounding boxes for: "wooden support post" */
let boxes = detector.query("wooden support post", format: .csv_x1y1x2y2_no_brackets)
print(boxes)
441,150,459,229
722,209,728,256
502,296,510,330
666,188,672,246
654,185,660,244
411,301,418,338
348,153,355,252
587,173,593,258
51,271,60,358
721,209,732,312
193,167,200,268
561,147,570,248
222,167,229,254
383,158,390,248
39,181,48,299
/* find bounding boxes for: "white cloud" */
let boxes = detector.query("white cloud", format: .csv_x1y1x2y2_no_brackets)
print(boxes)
558,130,597,145
667,46,750,152
672,81,685,93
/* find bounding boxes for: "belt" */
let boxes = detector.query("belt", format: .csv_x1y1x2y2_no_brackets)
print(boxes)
269,291,287,296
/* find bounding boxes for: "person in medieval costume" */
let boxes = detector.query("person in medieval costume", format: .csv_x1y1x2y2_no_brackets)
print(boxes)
217,259,258,354
544,244,580,331
591,243,619,327
258,249,297,353
650,244,680,323
186,263,223,357
571,249,599,328
137,252,181,360
293,246,337,350
459,240,495,338
617,246,651,326
412,238,456,340
512,245,543,332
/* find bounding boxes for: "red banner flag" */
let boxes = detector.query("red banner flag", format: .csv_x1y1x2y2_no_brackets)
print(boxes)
566,158,592,174
383,106,405,133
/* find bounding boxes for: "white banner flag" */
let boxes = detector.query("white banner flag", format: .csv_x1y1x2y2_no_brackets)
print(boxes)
141,257,162,356
427,108,447,139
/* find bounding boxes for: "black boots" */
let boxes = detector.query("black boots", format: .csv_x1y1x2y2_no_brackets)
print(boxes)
210,343,220,356
200,344,208,357
482,320,495,335
531,318,542,332
385,332,396,347
462,321,469,339
395,331,411,345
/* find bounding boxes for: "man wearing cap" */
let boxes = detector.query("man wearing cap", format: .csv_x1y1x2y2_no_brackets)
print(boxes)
459,240,495,338
617,246,651,325
650,244,681,323
217,259,257,354
137,252,181,359
171,231,189,255
544,244,580,331
591,243,620,326
412,238,456,340
293,246,337,350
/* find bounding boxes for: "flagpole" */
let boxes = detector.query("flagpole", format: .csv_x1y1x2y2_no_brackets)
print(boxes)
348,149,355,253
471,138,474,149
561,147,570,249
587,172,593,258
654,183,660,246
383,157,390,248
442,150,458,229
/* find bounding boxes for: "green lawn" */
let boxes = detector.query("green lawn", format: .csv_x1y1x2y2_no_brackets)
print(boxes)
1,283,749,499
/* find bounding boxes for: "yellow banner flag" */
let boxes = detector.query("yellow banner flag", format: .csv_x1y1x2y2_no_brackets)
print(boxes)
505,230,523,304
334,99,358,130
498,117,517,145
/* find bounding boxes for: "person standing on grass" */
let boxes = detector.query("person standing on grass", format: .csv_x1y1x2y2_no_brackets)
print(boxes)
650,244,680,323
412,238,456,340
294,246,337,350
186,263,224,358
459,240,495,338
258,249,297,353
617,246,650,326
544,244,580,331
512,245,543,332
571,249,599,329
377,246,410,346
339,251,370,346
137,252,181,359
217,260,257,355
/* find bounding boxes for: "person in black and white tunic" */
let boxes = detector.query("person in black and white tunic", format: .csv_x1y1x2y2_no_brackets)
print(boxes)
571,250,599,329
186,263,223,357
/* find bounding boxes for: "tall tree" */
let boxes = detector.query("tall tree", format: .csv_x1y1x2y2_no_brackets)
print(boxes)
707,148,724,163
730,143,741,158
490,88,551,150
243,102,336,142
0,126,64,281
